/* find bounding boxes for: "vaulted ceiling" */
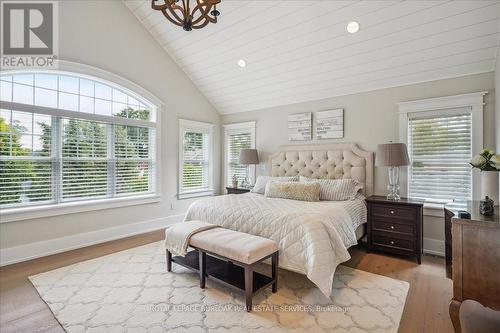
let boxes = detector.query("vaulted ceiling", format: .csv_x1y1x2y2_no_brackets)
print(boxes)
125,1,500,114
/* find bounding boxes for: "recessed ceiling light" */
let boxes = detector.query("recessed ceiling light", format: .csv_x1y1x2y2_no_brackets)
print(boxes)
237,59,247,68
346,21,360,34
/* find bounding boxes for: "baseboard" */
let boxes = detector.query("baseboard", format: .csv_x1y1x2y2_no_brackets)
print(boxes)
423,237,445,257
0,213,185,267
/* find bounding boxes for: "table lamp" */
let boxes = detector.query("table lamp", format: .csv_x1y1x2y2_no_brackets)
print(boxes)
375,143,410,200
239,149,259,188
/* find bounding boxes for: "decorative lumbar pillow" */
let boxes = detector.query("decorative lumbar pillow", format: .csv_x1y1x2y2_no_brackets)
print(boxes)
264,181,320,202
251,176,299,194
299,176,362,201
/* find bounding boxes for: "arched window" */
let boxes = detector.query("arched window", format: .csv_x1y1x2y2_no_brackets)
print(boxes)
0,70,159,216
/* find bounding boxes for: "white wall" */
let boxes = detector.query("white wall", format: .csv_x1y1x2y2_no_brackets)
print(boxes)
222,72,495,254
0,1,221,251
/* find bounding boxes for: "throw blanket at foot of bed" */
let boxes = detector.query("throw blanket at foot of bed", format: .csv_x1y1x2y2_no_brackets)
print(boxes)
185,193,366,297
164,220,218,256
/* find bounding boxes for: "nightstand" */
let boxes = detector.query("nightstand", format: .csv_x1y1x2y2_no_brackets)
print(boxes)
226,187,250,195
366,196,423,264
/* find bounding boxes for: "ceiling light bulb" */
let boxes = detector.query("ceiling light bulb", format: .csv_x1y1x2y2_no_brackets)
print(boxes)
237,59,247,68
346,21,360,34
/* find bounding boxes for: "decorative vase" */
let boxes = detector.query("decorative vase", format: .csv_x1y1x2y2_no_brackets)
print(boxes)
481,171,499,206
479,196,495,216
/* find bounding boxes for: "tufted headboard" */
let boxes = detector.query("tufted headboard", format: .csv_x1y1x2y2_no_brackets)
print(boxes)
269,143,374,197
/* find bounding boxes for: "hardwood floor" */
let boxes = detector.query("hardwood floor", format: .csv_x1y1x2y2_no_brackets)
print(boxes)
0,231,162,333
345,247,500,333
1,230,499,333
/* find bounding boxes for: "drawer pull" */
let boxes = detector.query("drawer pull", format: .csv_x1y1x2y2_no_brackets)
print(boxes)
390,241,395,245
390,225,395,229
390,210,395,214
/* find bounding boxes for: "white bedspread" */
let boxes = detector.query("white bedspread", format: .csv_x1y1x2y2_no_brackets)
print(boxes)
184,192,367,297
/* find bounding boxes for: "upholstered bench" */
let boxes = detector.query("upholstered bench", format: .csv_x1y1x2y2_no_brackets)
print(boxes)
166,228,279,311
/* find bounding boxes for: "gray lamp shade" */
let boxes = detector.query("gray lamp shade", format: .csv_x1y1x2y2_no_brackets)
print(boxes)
239,149,259,165
375,143,410,167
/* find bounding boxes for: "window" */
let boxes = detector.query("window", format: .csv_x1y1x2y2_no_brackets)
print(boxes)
178,119,214,199
398,92,486,212
223,122,256,186
0,71,158,215
408,112,472,210
1,110,53,206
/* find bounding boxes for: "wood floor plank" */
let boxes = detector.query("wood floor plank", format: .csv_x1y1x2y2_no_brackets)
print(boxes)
1,231,498,333
0,282,50,323
1,308,65,333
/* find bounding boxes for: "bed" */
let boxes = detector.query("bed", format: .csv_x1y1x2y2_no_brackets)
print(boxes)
185,143,374,297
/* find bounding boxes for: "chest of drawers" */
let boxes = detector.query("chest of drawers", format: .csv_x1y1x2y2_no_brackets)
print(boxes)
444,202,500,333
366,196,423,264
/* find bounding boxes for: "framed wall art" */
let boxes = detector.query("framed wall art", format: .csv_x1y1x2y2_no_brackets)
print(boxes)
316,109,344,139
288,112,312,141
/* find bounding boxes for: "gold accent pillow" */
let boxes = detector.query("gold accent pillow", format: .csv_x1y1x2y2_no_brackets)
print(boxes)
264,181,320,202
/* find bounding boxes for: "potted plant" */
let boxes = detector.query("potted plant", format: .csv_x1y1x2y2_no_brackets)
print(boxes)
470,149,500,206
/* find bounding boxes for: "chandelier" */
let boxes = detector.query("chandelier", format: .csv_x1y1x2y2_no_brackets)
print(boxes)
151,0,221,31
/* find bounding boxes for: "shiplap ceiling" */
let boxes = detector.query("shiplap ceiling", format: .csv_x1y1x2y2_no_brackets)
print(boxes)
125,1,500,114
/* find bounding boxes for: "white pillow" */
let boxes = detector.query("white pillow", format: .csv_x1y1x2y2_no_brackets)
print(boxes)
299,176,362,201
251,176,299,194
264,181,320,202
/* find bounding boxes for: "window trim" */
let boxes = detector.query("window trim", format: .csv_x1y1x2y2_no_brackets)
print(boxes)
223,121,256,188
178,119,215,199
0,62,164,222
1,101,156,128
398,91,486,212
0,194,160,223
4,61,163,110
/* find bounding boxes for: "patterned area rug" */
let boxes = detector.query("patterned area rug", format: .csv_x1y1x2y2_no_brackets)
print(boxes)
29,241,409,333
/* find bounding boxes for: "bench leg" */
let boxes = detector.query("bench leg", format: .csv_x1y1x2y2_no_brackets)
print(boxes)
272,252,279,293
244,265,253,312
166,250,172,272
199,250,206,289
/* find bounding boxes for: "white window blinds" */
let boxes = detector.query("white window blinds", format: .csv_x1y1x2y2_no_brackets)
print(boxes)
224,122,256,186
0,111,155,208
0,110,53,206
179,120,214,198
0,72,157,210
408,112,472,210
62,119,108,200
227,132,252,185
114,125,153,195
182,131,209,190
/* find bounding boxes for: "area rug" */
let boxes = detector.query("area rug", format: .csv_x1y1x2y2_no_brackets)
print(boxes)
29,241,409,333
